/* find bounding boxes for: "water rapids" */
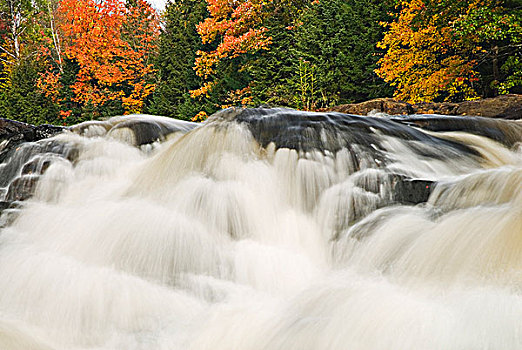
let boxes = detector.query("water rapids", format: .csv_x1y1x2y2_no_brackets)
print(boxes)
0,108,521,350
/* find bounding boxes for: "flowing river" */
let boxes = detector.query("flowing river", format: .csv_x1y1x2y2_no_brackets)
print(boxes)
0,108,520,350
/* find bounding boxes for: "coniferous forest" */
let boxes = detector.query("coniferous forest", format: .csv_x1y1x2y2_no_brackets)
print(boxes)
0,0,521,125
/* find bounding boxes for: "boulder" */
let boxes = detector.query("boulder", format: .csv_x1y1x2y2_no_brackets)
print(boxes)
411,102,459,115
0,119,63,143
455,94,522,119
325,98,413,115
389,115,522,148
325,94,522,119
0,119,63,163
0,120,65,218
5,175,39,202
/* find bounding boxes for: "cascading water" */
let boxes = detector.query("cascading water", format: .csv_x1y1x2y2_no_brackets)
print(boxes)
0,108,520,350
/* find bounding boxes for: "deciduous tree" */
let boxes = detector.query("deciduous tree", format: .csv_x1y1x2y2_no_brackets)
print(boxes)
38,0,160,120
192,0,313,99
376,0,521,102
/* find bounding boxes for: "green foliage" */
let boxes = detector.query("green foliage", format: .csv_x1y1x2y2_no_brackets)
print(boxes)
0,59,60,125
0,54,11,93
246,0,393,109
246,19,297,107
290,0,394,106
0,0,56,123
148,0,215,120
3,0,519,125
450,0,522,96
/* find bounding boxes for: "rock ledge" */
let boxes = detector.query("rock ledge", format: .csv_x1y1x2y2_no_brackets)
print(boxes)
324,94,522,119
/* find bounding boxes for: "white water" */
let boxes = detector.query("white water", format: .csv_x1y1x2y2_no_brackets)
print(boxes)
0,114,521,350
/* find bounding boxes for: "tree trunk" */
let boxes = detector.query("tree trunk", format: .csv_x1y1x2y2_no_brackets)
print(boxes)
492,44,500,96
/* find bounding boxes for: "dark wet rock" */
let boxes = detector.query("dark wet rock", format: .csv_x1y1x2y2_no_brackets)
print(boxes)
71,115,198,146
35,124,65,140
392,178,434,205
212,108,495,207
0,119,63,143
352,171,435,206
0,143,44,187
21,155,55,175
0,144,74,208
0,119,64,164
0,124,74,211
6,175,40,202
0,106,519,223
108,119,179,145
224,107,479,161
0,115,197,212
7,201,24,209
0,201,9,212
0,118,38,143
326,94,522,119
0,139,77,189
389,115,522,148
0,208,21,228
21,158,39,175
107,116,197,145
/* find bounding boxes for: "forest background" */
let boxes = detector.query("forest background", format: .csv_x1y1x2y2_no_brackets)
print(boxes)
0,0,520,125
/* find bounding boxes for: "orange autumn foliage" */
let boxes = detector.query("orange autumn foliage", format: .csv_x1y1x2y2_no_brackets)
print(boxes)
191,0,275,98
39,0,159,114
192,0,318,99
376,0,480,103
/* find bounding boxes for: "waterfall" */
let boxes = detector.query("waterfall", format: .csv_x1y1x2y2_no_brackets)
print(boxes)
0,108,520,350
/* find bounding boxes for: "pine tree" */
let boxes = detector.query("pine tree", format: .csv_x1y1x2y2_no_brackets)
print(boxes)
247,0,394,109
291,0,393,106
0,58,60,125
149,0,213,120
245,6,302,107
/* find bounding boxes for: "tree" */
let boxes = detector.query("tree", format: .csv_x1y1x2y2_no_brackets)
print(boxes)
0,57,60,125
241,2,308,108
0,0,61,124
0,15,12,91
38,0,160,122
376,0,522,103
0,0,46,73
121,0,161,113
192,0,313,99
267,0,393,108
149,0,216,120
0,0,32,64
449,0,522,95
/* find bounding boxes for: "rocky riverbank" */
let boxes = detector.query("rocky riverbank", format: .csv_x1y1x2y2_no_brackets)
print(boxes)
324,94,522,119
0,119,64,163
0,103,520,222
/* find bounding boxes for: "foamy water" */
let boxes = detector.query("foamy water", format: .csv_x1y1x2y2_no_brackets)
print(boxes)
0,111,520,350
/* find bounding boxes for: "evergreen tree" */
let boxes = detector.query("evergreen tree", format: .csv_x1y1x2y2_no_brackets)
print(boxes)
149,0,214,120
0,58,60,125
247,0,394,109
291,0,393,106
246,7,302,107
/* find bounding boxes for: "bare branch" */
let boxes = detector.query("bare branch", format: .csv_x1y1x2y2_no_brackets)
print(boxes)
0,45,16,58
0,56,13,64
